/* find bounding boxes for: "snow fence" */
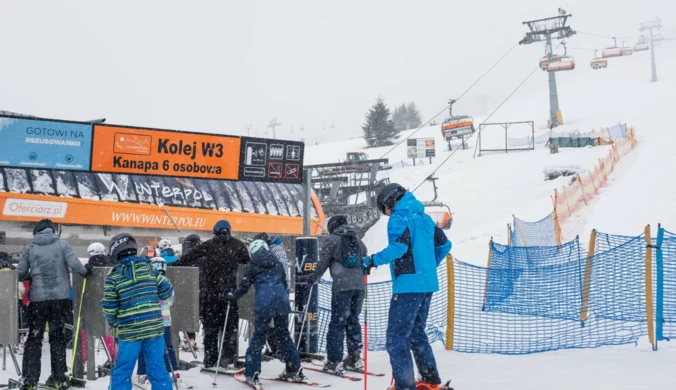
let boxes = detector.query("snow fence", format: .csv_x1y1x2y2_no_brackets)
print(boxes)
509,213,562,247
554,126,637,224
314,224,676,355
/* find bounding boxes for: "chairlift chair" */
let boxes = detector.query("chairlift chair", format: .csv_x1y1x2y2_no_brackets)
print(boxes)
546,42,575,72
590,50,608,69
441,99,475,149
634,36,649,52
620,41,633,56
421,176,452,230
654,29,664,42
602,37,622,58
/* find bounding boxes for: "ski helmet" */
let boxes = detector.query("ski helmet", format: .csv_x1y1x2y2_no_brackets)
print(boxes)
327,215,348,234
253,232,271,245
376,183,407,214
182,234,201,254
87,242,106,257
158,238,172,251
151,257,167,274
248,239,269,256
108,233,138,260
213,220,231,235
140,246,157,258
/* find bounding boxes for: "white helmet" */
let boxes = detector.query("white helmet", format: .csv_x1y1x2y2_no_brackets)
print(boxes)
248,239,269,256
158,238,172,251
151,257,167,274
87,242,106,257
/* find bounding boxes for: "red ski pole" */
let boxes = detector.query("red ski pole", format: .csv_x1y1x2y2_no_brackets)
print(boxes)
364,274,368,390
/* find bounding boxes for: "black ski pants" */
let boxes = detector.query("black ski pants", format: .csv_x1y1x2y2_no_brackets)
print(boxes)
22,299,71,385
202,301,239,367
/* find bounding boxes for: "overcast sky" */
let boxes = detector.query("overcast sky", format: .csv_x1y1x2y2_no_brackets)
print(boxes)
1,0,673,144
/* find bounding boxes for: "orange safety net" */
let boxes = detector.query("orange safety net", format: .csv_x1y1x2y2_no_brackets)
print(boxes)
555,126,636,224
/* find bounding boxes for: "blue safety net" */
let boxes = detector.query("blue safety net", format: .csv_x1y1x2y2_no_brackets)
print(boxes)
452,232,649,354
316,260,449,353
491,237,581,269
594,231,638,254
511,213,559,247
659,229,676,341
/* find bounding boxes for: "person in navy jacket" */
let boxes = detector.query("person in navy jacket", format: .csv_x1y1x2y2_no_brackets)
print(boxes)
364,183,452,390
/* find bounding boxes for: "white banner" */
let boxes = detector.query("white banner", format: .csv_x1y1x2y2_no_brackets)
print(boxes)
3,198,68,218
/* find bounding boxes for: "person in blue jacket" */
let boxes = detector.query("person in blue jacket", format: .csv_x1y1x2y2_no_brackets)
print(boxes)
228,240,304,388
364,183,452,390
157,239,179,265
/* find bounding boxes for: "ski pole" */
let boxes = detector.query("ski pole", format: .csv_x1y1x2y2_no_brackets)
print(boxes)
181,331,198,360
69,277,87,387
164,345,180,390
212,301,231,387
364,274,368,390
108,329,117,390
296,283,315,350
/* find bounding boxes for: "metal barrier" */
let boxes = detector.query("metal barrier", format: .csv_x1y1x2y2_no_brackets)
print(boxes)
0,270,20,377
165,267,199,361
294,237,319,353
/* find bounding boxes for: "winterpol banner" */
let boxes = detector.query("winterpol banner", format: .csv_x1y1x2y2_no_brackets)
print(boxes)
91,125,242,180
0,116,93,171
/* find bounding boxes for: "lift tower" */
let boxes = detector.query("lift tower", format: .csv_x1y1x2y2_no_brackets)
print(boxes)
639,18,662,83
520,8,576,128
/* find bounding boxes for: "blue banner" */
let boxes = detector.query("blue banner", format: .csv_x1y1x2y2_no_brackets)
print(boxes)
0,117,93,171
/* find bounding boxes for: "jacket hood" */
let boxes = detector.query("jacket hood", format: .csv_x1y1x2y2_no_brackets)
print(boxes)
162,248,176,256
32,229,59,246
118,256,153,282
393,192,424,215
332,224,358,238
251,249,278,269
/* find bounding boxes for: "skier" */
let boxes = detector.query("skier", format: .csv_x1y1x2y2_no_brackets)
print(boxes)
133,257,189,389
227,240,304,388
101,233,174,390
17,219,93,390
309,215,368,374
172,220,249,369
179,234,202,351
157,239,179,265
81,243,117,372
365,184,452,390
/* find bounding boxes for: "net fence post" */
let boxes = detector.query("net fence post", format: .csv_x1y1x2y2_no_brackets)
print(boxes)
553,208,563,246
656,224,665,344
580,229,596,325
445,254,455,351
481,239,493,311
644,225,656,350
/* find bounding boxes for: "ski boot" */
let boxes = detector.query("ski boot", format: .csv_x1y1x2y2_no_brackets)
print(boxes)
342,351,364,371
322,361,345,375
132,374,152,390
279,368,307,382
245,373,263,389
416,380,453,390
45,375,70,390
171,372,192,389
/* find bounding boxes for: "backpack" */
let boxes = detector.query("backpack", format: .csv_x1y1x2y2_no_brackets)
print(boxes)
337,235,362,268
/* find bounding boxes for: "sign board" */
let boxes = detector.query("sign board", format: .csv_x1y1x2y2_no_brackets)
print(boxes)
238,136,304,183
0,116,93,171
406,138,436,158
91,125,242,180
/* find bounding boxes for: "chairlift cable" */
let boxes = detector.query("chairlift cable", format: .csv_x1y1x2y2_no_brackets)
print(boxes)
410,63,543,193
378,43,519,159
577,31,637,40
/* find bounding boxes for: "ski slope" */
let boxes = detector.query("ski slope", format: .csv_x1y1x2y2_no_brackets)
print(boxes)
2,36,676,390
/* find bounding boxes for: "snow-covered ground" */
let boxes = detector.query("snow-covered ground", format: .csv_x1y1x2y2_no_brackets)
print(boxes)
2,36,676,390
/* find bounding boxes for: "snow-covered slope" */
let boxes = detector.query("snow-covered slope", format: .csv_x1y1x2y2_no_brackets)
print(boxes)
308,41,676,270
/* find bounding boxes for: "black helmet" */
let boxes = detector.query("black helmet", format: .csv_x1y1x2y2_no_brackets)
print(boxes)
108,233,138,260
182,234,202,254
376,183,407,214
253,232,271,244
327,215,348,234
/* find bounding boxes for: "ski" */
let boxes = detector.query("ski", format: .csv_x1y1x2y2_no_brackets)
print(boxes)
308,359,385,377
300,363,362,381
200,366,245,376
233,372,263,390
259,375,331,388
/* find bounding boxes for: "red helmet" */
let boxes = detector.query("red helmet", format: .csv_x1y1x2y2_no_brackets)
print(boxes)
140,246,157,258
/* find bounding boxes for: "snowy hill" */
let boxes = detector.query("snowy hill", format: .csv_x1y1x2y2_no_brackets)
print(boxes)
307,41,676,270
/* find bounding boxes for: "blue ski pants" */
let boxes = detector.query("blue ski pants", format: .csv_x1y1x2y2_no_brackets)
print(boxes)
386,293,441,390
112,335,172,390
326,289,364,363
137,327,179,375
246,313,300,377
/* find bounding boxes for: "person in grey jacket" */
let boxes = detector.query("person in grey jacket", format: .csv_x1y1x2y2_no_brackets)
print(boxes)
17,219,92,390
309,215,368,374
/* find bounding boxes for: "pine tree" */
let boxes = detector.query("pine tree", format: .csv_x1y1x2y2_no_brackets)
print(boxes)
392,103,409,131
362,98,397,147
406,102,423,128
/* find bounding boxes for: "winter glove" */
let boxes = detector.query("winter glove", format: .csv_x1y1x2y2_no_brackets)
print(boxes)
363,256,375,275
226,292,237,303
84,263,94,278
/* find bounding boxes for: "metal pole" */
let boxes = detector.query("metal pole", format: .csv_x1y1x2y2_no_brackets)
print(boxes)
649,29,657,83
546,33,561,127
303,168,312,236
